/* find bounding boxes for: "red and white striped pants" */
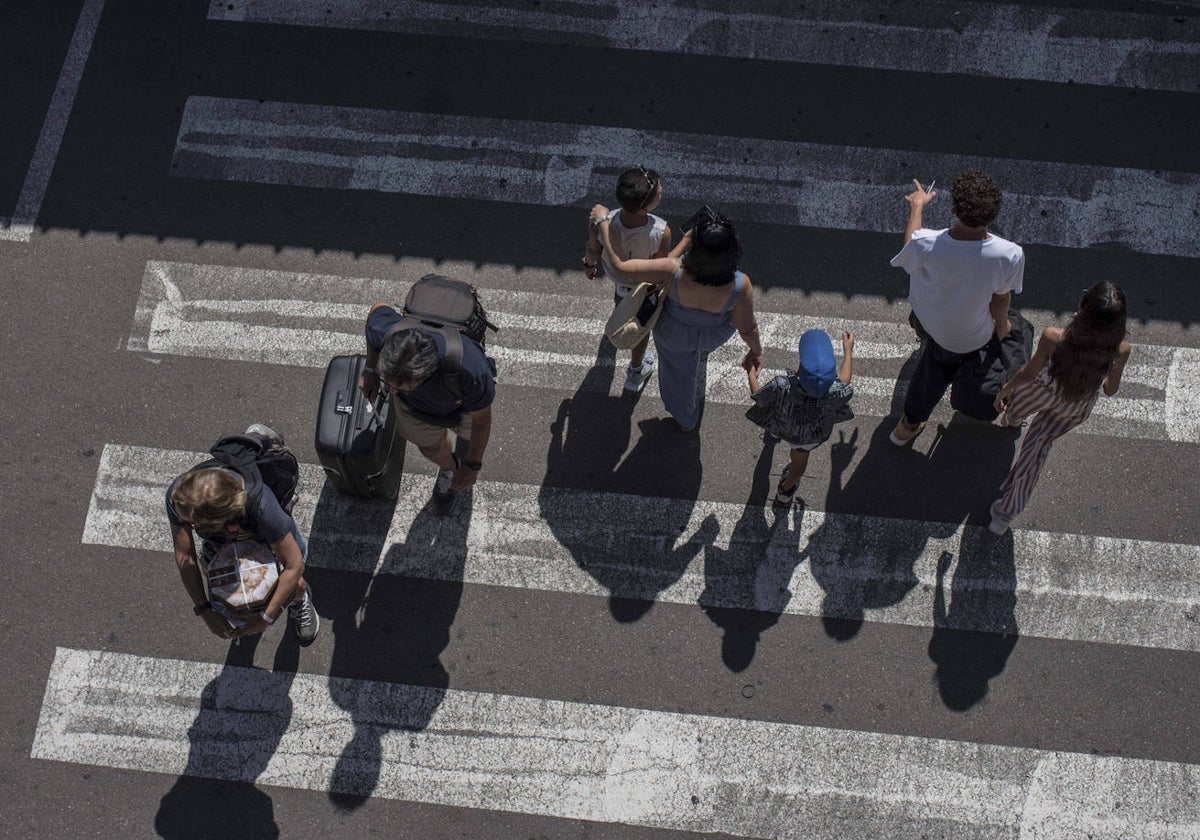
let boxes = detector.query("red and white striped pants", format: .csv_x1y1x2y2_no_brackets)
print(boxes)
996,372,1097,522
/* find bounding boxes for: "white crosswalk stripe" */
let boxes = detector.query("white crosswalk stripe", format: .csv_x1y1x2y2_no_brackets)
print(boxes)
171,96,1200,258
34,647,1200,838
127,260,1200,442
82,443,1200,653
208,0,1200,93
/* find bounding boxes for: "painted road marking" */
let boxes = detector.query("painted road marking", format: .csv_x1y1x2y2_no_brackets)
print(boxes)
0,0,106,243
83,444,1200,652
127,260,1200,443
34,647,1200,837
170,97,1200,259
207,0,1200,93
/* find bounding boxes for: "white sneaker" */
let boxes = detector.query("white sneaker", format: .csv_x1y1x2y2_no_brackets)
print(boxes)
624,355,656,393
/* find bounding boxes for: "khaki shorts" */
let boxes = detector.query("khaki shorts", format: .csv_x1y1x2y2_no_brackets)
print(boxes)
392,397,472,451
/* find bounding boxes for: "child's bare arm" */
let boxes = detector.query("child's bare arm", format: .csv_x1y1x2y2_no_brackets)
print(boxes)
838,331,855,384
747,366,761,394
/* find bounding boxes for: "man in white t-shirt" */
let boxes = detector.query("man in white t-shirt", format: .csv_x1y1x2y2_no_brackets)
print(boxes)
889,169,1025,445
582,166,672,392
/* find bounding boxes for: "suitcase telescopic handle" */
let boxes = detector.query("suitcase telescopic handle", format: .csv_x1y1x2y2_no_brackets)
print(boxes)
353,392,388,432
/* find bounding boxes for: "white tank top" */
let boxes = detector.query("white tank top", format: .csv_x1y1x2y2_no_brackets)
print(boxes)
600,210,667,291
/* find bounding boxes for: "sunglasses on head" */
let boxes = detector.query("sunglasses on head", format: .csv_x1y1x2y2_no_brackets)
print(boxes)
636,164,659,208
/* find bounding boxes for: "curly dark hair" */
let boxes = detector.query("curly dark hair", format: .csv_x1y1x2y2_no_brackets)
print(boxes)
681,211,742,286
1049,281,1127,403
950,169,1003,228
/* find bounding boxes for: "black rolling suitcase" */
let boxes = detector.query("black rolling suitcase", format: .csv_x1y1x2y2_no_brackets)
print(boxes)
315,354,405,499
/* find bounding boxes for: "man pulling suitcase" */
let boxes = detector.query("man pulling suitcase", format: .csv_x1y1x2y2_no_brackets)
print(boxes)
360,275,498,514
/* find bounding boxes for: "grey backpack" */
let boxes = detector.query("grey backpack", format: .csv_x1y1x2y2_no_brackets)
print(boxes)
384,274,499,403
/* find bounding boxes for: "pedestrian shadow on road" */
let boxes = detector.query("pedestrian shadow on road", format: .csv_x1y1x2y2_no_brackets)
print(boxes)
154,632,300,840
541,339,711,622
302,480,471,810
806,415,1019,652
699,433,806,672
928,526,1019,711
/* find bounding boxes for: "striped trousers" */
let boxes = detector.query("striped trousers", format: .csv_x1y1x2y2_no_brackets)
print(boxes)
996,373,1097,522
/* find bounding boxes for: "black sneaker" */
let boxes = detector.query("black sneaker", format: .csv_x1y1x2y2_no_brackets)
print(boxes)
433,467,457,514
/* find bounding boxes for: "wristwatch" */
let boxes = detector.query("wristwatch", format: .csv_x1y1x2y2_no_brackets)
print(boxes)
193,601,212,616
463,459,483,471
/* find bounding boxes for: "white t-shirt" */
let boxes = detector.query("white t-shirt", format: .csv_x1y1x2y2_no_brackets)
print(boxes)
600,210,668,294
891,228,1025,353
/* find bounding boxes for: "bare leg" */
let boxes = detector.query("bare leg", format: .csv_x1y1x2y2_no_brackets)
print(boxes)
779,449,810,493
630,333,651,368
418,431,456,470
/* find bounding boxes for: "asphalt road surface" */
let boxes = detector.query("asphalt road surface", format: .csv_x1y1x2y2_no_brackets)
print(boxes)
3,1,1200,838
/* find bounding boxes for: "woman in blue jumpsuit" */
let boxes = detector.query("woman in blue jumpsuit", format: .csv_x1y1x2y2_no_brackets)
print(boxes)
593,207,763,430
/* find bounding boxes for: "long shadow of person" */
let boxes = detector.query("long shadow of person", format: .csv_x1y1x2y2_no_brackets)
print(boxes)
541,338,710,623
698,433,806,671
305,480,472,810
805,422,938,640
928,531,1019,710
154,631,300,840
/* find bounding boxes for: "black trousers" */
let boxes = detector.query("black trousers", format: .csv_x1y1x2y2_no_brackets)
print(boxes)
902,336,978,424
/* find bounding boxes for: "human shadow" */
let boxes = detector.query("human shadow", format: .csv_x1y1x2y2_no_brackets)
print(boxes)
928,515,1020,711
540,339,709,622
806,413,1020,647
154,632,300,840
304,481,471,809
698,433,806,671
804,422,936,640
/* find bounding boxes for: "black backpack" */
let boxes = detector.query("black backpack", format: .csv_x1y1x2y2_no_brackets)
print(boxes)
192,432,300,520
384,274,499,403
949,310,1036,422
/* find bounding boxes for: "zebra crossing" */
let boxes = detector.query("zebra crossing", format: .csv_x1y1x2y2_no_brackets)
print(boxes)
34,647,1200,838
171,95,1200,257
127,259,1200,442
19,1,1200,836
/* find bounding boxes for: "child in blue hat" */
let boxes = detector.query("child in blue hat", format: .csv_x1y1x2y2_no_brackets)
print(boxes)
746,329,855,505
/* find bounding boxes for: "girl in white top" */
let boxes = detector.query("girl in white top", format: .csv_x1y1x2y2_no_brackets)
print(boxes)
583,166,673,393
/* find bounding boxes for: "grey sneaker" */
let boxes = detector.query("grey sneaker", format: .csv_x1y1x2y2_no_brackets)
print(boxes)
623,355,656,393
988,499,1011,536
245,423,284,446
288,585,320,644
433,467,457,514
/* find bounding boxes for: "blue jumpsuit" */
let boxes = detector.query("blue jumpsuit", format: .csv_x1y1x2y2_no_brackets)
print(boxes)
652,269,744,429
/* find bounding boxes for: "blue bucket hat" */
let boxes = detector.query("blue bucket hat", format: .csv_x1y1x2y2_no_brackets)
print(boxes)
797,329,836,397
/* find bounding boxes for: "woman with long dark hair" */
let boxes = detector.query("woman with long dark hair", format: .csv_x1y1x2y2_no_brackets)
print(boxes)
592,206,763,431
989,281,1132,534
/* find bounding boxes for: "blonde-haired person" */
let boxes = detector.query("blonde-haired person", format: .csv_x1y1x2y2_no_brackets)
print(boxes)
989,282,1132,534
167,426,318,642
